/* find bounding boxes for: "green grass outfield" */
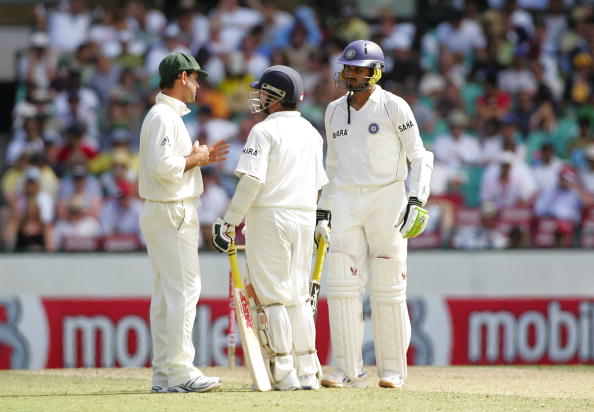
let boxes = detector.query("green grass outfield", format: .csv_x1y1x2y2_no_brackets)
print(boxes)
1,366,593,412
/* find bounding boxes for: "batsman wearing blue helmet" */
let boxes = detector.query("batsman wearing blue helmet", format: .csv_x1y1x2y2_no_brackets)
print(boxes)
316,40,434,389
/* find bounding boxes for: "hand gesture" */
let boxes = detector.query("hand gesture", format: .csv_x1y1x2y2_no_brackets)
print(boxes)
205,139,230,166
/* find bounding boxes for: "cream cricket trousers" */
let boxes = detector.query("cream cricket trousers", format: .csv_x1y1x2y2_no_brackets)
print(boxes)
245,207,319,383
140,199,202,387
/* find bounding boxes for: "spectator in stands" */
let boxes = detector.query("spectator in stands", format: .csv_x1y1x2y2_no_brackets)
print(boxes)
124,0,167,36
564,53,594,105
12,87,54,132
99,180,142,243
91,128,139,177
53,194,102,251
17,31,57,90
482,113,526,164
498,44,537,95
433,110,482,169
579,145,594,195
55,123,98,172
46,0,91,53
2,152,33,209
532,142,564,192
256,0,294,57
87,54,121,105
452,201,508,250
54,69,100,139
57,165,102,220
436,8,486,57
476,76,512,126
568,116,594,167
145,25,192,76
98,150,137,198
169,6,210,54
5,116,46,166
480,151,538,210
534,166,592,246
209,0,263,52
335,5,371,44
3,167,55,252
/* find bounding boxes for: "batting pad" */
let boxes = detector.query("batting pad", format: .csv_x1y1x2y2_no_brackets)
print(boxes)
257,304,294,383
326,252,364,380
370,258,411,379
287,303,321,378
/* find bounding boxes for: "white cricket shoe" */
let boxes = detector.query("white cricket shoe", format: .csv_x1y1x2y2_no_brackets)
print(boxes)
299,374,320,390
321,369,368,388
168,375,222,393
273,371,300,391
151,385,167,393
378,371,404,389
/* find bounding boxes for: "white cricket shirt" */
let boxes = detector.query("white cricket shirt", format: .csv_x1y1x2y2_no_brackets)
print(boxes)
319,85,429,208
235,111,328,211
139,92,203,202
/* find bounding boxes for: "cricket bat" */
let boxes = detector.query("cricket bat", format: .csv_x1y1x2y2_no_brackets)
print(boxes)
310,236,328,315
227,235,271,392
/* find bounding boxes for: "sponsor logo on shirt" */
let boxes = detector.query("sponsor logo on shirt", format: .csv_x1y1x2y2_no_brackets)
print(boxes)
333,129,349,139
242,147,258,156
368,122,379,134
398,120,415,132
160,136,170,147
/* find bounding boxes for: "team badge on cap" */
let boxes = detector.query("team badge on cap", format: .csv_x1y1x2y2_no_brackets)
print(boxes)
345,48,356,59
368,123,379,134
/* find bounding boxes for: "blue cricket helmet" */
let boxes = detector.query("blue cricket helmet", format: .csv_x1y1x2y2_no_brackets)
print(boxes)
336,40,385,70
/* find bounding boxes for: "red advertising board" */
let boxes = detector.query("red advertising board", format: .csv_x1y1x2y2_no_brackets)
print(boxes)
1,296,593,369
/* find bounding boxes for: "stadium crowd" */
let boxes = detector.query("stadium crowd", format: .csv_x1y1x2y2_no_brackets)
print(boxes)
1,0,594,252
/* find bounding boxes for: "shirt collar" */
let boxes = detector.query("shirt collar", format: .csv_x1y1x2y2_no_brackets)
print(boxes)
266,111,301,120
156,92,191,117
368,84,383,103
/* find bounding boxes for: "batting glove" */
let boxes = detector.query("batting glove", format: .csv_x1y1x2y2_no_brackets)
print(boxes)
398,197,429,239
212,218,234,253
314,209,331,247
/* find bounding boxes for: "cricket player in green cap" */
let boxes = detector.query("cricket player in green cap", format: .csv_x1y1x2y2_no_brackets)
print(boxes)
138,52,229,394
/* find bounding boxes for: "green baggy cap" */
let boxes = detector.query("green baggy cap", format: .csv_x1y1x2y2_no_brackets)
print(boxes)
158,52,208,79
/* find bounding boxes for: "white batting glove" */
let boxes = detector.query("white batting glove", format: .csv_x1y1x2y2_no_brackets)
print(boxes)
314,209,331,247
212,218,235,253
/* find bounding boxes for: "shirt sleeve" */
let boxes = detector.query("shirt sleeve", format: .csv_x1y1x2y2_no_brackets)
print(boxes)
392,96,426,165
317,103,338,210
234,124,271,183
314,129,329,190
392,95,433,200
146,113,186,184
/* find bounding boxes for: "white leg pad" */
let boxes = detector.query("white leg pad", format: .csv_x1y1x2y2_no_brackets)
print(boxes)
370,258,411,379
326,252,364,380
287,303,321,379
256,304,295,383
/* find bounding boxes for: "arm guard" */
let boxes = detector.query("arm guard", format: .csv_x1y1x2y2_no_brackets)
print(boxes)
224,174,263,226
408,150,434,205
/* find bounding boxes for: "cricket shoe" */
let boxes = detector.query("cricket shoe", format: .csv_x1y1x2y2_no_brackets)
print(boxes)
299,374,320,390
273,371,300,391
168,375,222,393
321,369,368,388
151,385,168,393
378,371,404,389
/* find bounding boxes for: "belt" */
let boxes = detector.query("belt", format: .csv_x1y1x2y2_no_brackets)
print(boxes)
338,181,400,194
145,198,196,204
